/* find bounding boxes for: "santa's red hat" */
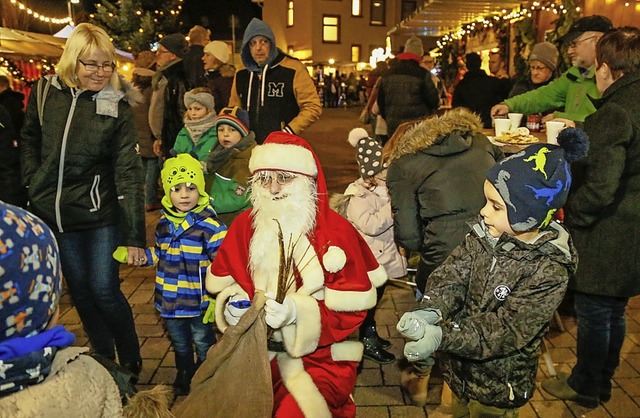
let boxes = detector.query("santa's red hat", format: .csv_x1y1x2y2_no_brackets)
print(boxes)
249,131,330,221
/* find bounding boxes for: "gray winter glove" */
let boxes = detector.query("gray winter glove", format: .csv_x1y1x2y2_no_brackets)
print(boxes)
404,324,442,362
396,309,442,340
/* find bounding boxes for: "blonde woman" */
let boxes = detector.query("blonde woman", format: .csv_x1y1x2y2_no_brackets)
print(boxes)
21,23,145,377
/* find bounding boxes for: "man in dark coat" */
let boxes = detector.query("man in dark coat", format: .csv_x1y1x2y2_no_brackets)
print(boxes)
183,25,210,88
377,36,439,139
452,53,509,128
542,26,640,409
149,33,191,157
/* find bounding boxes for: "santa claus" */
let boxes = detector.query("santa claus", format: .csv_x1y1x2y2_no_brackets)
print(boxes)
206,132,386,417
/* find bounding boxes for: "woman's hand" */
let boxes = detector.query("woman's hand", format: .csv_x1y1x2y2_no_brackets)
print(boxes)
126,246,147,266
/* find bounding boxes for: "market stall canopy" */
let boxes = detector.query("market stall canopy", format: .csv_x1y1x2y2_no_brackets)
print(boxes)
388,0,523,37
0,27,65,59
54,25,134,60
0,26,133,61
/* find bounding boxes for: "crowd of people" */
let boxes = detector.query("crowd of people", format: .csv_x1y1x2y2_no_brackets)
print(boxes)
0,13,638,418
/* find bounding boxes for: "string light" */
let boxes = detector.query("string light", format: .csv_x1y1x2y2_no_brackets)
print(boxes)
436,0,581,48
0,57,46,84
7,0,72,25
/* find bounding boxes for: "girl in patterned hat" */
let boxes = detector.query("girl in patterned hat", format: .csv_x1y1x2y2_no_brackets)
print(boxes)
331,127,407,365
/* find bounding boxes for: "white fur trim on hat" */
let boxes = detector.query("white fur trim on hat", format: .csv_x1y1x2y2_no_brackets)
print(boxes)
347,127,369,147
249,143,318,177
322,246,346,273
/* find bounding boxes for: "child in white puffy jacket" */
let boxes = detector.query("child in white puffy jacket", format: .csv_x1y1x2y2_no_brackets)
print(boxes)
333,128,407,365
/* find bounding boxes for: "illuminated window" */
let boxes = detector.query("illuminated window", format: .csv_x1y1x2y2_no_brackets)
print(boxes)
351,45,361,62
371,0,385,25
352,0,362,17
323,15,340,43
287,1,294,27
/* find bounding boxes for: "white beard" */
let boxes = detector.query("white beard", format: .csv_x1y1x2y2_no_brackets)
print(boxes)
248,176,318,294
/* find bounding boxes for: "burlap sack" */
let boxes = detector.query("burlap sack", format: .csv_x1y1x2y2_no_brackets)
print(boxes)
173,292,273,418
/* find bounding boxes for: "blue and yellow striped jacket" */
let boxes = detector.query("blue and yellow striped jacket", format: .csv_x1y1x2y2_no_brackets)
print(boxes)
145,206,227,318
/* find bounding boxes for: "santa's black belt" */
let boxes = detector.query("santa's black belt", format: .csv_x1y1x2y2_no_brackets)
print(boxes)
267,338,286,352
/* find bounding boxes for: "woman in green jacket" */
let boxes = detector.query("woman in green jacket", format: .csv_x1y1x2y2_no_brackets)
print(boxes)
20,23,145,377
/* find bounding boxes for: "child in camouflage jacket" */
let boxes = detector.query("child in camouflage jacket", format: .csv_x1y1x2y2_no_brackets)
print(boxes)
396,129,588,415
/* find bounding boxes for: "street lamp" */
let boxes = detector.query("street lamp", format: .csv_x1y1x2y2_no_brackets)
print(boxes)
68,0,80,24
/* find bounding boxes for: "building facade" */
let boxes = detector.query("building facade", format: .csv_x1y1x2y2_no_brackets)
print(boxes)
262,0,419,73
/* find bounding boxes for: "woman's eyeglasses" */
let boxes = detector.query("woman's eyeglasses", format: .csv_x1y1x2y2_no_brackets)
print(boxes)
78,60,116,73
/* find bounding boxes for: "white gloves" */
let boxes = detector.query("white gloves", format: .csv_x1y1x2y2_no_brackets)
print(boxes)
264,293,297,329
223,295,251,326
397,308,443,362
396,309,442,340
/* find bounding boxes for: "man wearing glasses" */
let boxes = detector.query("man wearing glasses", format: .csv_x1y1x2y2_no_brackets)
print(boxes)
492,15,613,125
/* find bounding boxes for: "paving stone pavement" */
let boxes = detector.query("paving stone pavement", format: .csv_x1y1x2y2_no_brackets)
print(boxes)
57,108,640,417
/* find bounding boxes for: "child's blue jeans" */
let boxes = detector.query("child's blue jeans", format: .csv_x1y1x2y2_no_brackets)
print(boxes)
164,314,216,362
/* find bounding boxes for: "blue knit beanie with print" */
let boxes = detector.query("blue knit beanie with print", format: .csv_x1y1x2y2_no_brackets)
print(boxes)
0,203,61,340
486,128,589,232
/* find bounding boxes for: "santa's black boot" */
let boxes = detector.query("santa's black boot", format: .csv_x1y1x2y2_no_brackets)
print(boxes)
173,353,195,396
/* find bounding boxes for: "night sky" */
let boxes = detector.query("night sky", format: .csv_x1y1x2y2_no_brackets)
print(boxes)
10,0,262,39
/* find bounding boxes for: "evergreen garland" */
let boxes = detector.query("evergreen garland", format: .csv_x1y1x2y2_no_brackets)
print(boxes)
89,0,183,54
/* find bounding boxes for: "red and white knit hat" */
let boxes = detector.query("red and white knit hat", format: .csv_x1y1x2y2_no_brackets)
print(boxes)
249,132,330,222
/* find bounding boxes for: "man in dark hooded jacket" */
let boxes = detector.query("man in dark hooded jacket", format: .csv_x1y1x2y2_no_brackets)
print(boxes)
229,18,321,144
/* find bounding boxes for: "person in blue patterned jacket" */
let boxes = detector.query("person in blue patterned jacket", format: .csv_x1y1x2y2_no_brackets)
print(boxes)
114,153,227,396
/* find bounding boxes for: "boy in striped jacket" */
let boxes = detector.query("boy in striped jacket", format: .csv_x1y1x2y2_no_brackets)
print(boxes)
115,153,227,395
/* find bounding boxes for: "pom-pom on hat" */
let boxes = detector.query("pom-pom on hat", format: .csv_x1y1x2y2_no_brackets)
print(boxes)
159,33,188,58
347,128,387,179
216,106,250,137
529,42,559,72
0,203,62,340
486,128,589,232
204,41,230,64
184,89,215,112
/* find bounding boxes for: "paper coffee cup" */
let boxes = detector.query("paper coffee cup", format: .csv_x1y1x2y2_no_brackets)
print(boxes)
508,113,523,130
494,118,512,137
545,121,565,145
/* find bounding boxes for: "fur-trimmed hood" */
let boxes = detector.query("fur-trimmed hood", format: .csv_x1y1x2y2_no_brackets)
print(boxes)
386,108,484,162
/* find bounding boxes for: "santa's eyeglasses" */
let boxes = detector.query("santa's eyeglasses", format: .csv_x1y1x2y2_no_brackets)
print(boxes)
253,171,297,187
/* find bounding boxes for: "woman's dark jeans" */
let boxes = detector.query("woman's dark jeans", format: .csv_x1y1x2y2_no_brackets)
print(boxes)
568,291,628,398
55,225,141,365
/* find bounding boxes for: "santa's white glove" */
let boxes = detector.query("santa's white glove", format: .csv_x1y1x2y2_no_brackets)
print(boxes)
223,295,251,326
396,309,442,340
264,293,297,329
404,324,442,362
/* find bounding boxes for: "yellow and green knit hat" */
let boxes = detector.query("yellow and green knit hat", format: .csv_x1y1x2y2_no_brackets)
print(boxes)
160,153,209,210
